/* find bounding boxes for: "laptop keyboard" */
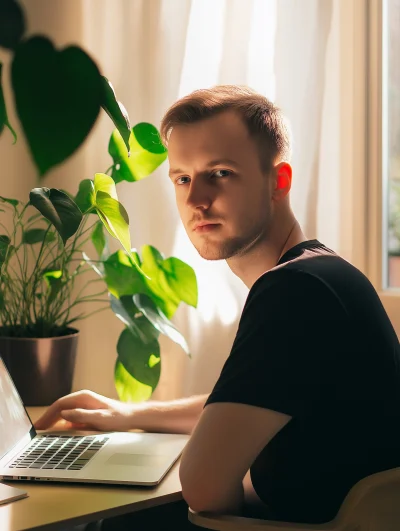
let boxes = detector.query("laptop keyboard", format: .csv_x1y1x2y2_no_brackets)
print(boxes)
8,434,109,471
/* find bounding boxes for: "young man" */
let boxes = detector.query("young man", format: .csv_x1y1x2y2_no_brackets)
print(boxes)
36,86,400,526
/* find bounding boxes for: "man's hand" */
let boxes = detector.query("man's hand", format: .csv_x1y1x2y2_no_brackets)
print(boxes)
34,390,135,432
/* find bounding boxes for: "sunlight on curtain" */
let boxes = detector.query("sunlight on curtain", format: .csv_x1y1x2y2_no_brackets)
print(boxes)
173,0,278,329
247,0,276,99
178,0,226,97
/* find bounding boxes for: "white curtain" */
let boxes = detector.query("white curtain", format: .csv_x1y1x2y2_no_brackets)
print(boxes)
1,0,364,400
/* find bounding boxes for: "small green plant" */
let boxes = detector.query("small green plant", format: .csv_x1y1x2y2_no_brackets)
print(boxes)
0,0,198,402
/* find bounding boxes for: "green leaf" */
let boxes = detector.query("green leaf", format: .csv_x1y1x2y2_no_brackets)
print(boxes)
74,179,95,214
0,63,17,142
140,245,198,317
22,228,56,244
11,36,103,176
0,288,5,310
0,196,19,207
100,76,131,154
110,294,160,344
117,328,161,390
141,245,179,318
109,122,167,183
133,293,190,356
114,359,153,403
91,174,134,257
161,257,198,307
91,221,107,257
95,192,131,253
0,0,25,50
43,269,62,281
104,250,148,298
42,269,63,305
93,172,118,199
29,188,83,244
0,235,11,266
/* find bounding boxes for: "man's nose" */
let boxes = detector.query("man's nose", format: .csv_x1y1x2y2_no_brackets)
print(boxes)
186,180,212,210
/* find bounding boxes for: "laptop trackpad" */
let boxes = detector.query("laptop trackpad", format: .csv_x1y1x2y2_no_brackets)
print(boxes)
107,453,171,467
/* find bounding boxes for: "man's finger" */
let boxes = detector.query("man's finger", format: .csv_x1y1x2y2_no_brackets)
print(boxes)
33,392,100,430
60,408,106,429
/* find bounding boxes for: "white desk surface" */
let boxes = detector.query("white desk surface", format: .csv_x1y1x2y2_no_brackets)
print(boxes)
0,407,183,531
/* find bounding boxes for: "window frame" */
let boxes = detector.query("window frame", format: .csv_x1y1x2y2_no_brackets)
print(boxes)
366,0,400,333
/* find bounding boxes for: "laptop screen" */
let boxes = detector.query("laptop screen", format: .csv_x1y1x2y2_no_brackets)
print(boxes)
0,357,33,460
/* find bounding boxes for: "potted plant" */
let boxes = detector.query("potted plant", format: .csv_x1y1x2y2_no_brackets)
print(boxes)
0,0,197,405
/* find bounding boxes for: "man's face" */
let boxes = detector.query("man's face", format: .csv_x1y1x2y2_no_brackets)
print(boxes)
167,111,274,261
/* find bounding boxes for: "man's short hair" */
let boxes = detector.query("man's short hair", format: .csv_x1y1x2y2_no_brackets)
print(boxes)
160,85,292,171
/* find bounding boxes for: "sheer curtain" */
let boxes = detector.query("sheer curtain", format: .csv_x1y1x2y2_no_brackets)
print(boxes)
1,0,364,400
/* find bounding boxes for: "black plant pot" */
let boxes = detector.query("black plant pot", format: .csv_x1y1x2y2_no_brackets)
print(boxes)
0,328,79,406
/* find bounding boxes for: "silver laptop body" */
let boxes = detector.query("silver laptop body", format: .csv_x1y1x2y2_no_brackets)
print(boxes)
0,357,189,486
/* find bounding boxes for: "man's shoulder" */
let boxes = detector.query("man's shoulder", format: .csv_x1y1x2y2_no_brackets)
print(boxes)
252,244,367,300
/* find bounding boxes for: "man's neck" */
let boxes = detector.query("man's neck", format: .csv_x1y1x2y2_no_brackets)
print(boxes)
227,220,307,289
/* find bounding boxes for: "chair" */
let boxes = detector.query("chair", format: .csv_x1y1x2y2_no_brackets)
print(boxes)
188,467,400,531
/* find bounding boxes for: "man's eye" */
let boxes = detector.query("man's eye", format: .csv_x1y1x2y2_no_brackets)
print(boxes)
176,176,190,185
213,169,232,178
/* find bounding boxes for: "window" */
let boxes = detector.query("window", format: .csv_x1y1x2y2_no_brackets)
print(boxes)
367,0,400,335
385,0,400,288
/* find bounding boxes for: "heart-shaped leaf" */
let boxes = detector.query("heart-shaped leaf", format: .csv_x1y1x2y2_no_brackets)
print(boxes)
104,250,148,298
95,192,131,254
0,235,11,266
141,245,179,318
161,257,198,307
100,76,131,154
117,328,161,390
0,0,25,50
133,293,190,356
29,188,83,244
110,294,159,344
22,228,56,244
0,63,17,142
91,173,132,255
114,359,153,402
74,179,95,214
11,36,103,176
109,122,167,183
94,172,118,200
140,245,198,317
91,221,107,258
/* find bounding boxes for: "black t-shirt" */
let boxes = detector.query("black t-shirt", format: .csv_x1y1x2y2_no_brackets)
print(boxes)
205,240,400,523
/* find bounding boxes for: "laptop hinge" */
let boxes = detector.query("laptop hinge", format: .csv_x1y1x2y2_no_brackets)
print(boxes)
0,432,35,468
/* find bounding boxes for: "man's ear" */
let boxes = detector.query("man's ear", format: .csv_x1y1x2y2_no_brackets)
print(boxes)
272,162,292,201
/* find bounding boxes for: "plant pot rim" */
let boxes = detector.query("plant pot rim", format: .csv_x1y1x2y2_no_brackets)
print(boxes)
0,327,79,340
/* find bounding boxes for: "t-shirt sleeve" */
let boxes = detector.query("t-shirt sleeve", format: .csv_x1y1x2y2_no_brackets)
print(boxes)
205,270,347,417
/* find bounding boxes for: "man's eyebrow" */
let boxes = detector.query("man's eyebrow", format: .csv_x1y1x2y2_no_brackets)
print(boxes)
168,159,240,177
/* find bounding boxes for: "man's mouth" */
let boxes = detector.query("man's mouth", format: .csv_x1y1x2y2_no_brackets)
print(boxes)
193,222,220,232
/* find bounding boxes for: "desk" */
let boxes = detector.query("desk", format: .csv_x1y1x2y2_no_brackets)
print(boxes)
0,408,183,531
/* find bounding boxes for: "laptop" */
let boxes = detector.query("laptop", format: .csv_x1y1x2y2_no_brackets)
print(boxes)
0,356,189,486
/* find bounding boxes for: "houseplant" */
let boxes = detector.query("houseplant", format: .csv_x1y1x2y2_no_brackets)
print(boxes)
0,0,197,405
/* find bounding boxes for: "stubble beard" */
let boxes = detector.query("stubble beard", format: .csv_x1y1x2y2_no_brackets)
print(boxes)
192,225,268,261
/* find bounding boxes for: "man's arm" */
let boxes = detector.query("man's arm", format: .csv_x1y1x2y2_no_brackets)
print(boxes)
131,394,208,434
34,390,208,435
180,402,290,515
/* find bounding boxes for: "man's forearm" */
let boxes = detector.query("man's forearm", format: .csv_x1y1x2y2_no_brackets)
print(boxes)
131,394,209,434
